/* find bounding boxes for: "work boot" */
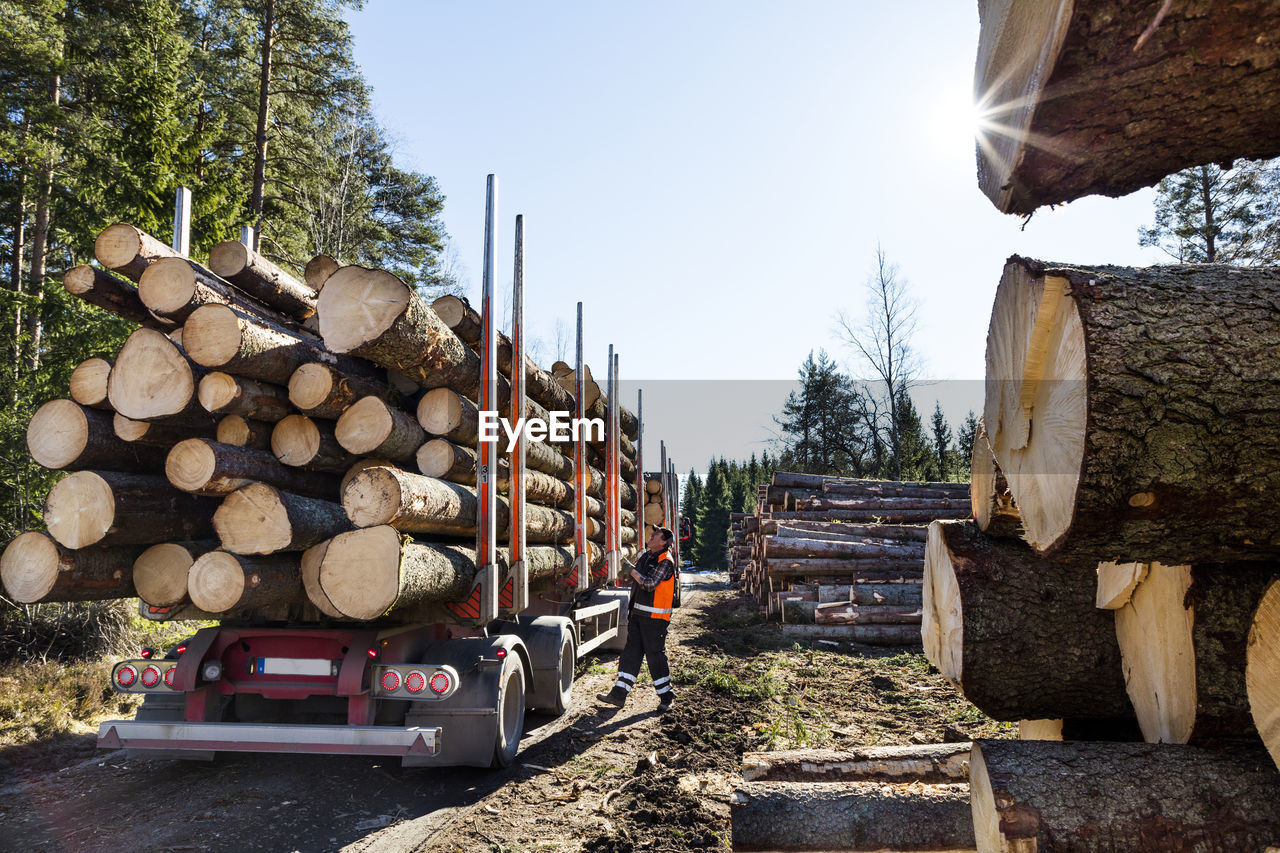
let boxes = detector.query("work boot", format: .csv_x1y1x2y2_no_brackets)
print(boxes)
597,687,628,706
657,693,676,712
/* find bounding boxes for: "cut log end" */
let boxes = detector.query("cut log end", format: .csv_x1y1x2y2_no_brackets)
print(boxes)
316,266,409,353
207,240,251,278
93,223,147,272
416,438,460,479
317,525,403,620
922,520,963,684
183,303,243,368
214,483,291,555
134,542,199,606
334,396,394,455
166,438,219,492
1247,577,1280,772
287,363,335,411
107,328,196,420
27,400,89,469
417,386,469,436
112,413,152,442
1,532,64,603
271,415,322,466
187,551,246,613
44,471,114,549
198,372,241,413
342,466,404,527
216,415,256,447
69,358,113,408
137,256,200,315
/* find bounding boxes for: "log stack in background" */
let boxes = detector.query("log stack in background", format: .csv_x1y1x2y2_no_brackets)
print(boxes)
0,225,641,626
733,471,968,646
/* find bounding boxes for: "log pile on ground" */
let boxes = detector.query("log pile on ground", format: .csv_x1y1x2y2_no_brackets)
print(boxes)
732,471,968,646
0,225,640,624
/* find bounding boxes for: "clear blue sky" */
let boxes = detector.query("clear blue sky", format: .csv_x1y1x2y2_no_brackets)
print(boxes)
347,1,1164,469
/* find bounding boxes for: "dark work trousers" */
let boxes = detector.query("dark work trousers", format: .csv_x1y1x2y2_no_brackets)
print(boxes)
613,615,673,698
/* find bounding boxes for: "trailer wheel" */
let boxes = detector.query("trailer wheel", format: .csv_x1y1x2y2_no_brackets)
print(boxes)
547,632,575,716
492,652,526,768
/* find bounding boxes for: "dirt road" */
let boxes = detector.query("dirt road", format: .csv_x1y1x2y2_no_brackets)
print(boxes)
0,572,1001,852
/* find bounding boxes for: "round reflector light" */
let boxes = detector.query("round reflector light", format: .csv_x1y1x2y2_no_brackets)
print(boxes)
141,665,162,687
115,665,137,687
380,670,401,692
163,667,176,687
405,670,426,693
429,672,451,694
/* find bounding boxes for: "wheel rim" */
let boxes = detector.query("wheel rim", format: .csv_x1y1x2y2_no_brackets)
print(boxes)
558,639,574,696
500,668,523,751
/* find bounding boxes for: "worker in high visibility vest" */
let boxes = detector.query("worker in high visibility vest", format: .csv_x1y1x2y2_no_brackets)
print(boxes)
597,526,678,711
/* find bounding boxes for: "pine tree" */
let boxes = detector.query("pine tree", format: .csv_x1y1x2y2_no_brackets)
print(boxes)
681,469,703,565
955,410,979,480
1139,160,1280,264
929,402,952,481
696,462,730,571
890,385,932,481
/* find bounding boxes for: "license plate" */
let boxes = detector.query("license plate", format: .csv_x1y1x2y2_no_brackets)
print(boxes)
255,657,334,677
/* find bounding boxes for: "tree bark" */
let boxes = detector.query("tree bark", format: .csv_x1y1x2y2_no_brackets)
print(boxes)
44,471,219,549
334,396,423,461
112,413,216,446
767,558,924,578
69,357,113,410
970,739,1280,852
214,482,352,555
62,265,165,328
0,531,141,604
975,0,1280,213
216,415,273,450
760,519,929,541
985,257,1280,563
93,223,180,282
197,372,293,422
764,536,924,561
287,362,397,420
165,437,340,499
741,742,970,784
188,551,302,614
208,240,315,322
138,256,302,328
249,0,274,249
777,623,926,644
922,519,1132,722
769,509,970,523
797,496,969,512
26,400,167,473
731,780,973,852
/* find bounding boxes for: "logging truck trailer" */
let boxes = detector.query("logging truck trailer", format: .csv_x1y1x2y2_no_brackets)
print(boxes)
95,178,643,769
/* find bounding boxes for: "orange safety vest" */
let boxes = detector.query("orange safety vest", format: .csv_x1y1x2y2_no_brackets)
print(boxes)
631,550,675,621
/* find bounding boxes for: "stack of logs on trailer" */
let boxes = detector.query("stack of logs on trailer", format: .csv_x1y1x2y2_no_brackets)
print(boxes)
730,471,968,645
0,222,641,624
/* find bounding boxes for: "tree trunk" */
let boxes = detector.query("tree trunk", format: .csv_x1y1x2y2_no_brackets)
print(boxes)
138,257,302,328
415,437,599,513
760,519,929,542
334,396,423,461
44,471,219,549
985,257,1280,563
820,482,970,499
741,742,970,784
1248,577,1280,772
62,265,165,328
922,519,1132,722
287,362,397,420
106,328,205,422
0,532,141,604
214,482,351,555
25,65,59,373
769,509,970,523
182,303,378,387
731,781,973,852
165,437,340,499
969,421,1021,539
188,551,301,614
970,739,1280,852
112,413,216,446
94,223,179,282
798,497,968,513
196,372,293,422
778,623,921,644
270,414,357,471
814,602,922,625
26,401,167,473
216,415,273,450
69,357,113,410
764,536,924,561
1099,561,1276,743
974,0,1280,213
133,541,216,607
767,558,924,578
249,0,274,250
208,240,315,322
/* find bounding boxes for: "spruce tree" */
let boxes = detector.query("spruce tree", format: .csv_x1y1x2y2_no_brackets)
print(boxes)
1139,159,1280,264
956,410,979,481
696,463,730,571
929,402,953,481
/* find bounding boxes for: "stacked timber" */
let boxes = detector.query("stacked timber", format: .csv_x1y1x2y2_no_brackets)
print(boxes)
734,472,966,646
0,225,641,625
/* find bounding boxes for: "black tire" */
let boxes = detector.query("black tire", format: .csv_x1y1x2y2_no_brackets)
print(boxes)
548,633,575,716
491,652,526,768
672,571,683,609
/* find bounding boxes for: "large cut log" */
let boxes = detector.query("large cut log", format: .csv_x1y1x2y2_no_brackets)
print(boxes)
764,536,923,561
44,471,218,549
334,396,423,462
133,541,215,607
197,372,293,422
769,509,970,523
188,551,302,613
814,602,922,626
731,781,973,852
287,362,395,420
183,303,379,387
1249,577,1280,772
139,256,291,326
314,525,583,620
207,240,316,322
216,415,272,450
416,438,581,510
1098,560,1275,743
304,253,340,292
342,466,575,544
27,400,167,472
106,328,205,422
985,257,1280,563
821,481,969,499
922,519,1131,721
69,357,113,410
166,438,340,499
93,223,179,282
741,742,970,784
214,482,352,555
766,558,924,578
63,264,162,327
969,421,1020,539
795,497,970,513
1,532,141,604
270,414,358,471
759,519,929,541
317,266,484,396
969,740,1280,853
778,623,922,644
974,0,1280,214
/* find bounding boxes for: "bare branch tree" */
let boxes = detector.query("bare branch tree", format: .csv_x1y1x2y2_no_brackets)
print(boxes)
553,317,570,363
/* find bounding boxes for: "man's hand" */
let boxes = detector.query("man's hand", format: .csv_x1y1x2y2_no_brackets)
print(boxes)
630,569,643,583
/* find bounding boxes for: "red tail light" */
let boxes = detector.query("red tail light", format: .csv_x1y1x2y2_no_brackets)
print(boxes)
405,670,426,693
140,665,162,687
381,670,401,692
140,648,153,659
163,667,176,688
429,672,451,694
116,665,137,687
367,648,379,659
174,644,188,656
495,648,507,659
